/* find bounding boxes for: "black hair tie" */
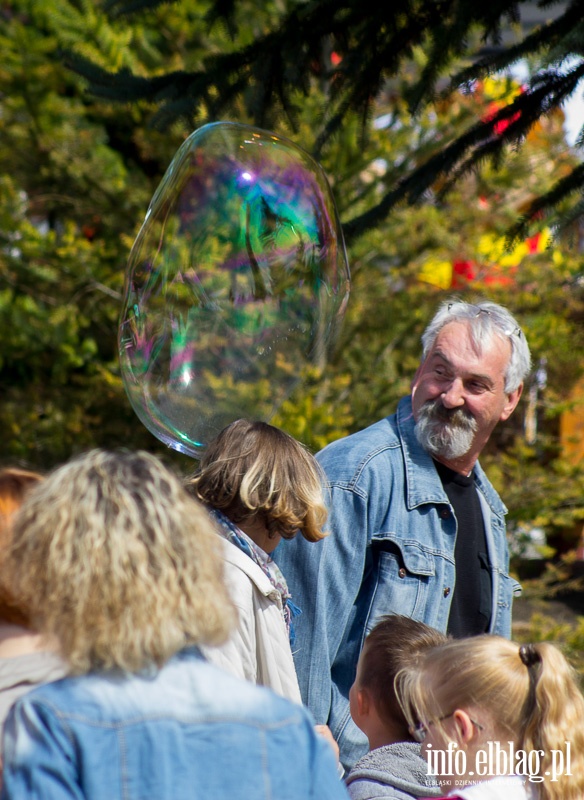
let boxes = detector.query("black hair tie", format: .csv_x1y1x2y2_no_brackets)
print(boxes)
519,643,541,668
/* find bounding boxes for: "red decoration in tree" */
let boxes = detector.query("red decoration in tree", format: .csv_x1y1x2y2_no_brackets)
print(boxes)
451,259,476,288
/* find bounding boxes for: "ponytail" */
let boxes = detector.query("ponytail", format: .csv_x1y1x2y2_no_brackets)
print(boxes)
519,642,584,800
396,635,584,800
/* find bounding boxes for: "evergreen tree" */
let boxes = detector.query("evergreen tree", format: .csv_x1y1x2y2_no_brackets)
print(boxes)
68,0,584,237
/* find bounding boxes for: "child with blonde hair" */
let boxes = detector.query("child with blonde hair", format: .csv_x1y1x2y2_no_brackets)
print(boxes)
396,634,584,800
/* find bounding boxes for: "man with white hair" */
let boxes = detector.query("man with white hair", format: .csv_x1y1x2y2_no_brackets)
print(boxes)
276,298,531,771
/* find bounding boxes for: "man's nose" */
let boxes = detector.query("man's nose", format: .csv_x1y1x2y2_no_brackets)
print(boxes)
441,378,465,408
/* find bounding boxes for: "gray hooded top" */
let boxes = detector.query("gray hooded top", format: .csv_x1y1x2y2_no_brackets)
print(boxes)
345,741,442,800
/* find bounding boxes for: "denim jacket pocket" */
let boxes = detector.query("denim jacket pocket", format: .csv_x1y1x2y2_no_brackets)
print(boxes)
363,537,436,639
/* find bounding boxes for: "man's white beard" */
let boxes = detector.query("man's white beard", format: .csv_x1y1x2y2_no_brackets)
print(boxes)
415,399,478,461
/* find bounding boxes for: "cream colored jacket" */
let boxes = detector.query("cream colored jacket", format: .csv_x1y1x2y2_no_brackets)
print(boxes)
202,538,302,704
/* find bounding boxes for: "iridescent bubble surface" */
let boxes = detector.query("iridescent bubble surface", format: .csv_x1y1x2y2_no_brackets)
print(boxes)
119,122,350,456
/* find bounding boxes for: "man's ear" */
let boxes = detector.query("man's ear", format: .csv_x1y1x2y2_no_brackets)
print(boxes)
500,382,523,422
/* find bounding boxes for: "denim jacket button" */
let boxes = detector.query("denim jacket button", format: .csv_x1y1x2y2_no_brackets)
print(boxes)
443,587,451,597
398,568,407,579
439,507,450,519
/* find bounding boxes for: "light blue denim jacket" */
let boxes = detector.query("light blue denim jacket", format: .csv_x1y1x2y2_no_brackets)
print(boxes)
1,647,349,800
275,396,520,771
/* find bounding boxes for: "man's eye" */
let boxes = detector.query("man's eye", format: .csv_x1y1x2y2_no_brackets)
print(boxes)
469,382,487,393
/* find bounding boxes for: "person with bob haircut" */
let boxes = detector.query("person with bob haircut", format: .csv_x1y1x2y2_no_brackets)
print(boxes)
346,615,446,799
0,449,348,800
396,634,584,800
188,419,328,704
0,469,65,735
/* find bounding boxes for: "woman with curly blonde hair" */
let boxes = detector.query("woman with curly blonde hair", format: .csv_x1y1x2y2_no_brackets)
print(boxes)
1,449,347,800
188,419,328,703
396,634,584,800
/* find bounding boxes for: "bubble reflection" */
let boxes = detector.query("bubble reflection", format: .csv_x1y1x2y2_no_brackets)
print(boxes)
119,122,350,456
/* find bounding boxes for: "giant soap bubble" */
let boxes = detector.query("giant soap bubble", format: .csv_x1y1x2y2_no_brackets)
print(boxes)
119,122,350,456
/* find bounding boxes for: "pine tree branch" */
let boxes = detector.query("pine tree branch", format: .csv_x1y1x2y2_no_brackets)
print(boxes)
406,0,522,112
344,57,584,242
439,61,584,193
448,0,583,88
509,161,584,241
65,0,584,239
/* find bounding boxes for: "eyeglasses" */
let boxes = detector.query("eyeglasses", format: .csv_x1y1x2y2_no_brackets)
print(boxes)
409,711,485,743
447,302,522,338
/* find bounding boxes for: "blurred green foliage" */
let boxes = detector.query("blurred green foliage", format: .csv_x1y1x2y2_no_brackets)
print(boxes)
1,0,584,577
514,611,584,679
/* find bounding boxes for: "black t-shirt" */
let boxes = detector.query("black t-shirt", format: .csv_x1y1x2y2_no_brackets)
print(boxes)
434,460,492,638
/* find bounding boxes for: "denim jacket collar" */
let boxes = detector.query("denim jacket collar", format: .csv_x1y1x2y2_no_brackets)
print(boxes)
397,396,507,517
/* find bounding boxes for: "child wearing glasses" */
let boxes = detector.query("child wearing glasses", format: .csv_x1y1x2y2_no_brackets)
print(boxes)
396,635,584,800
345,615,447,799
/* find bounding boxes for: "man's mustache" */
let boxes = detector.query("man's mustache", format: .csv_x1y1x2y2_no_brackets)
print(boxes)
422,399,475,427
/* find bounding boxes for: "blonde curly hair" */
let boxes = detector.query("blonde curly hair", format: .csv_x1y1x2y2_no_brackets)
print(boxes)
3,449,235,675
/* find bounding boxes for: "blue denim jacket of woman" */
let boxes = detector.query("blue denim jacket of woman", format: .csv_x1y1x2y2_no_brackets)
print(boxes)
1,647,349,800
